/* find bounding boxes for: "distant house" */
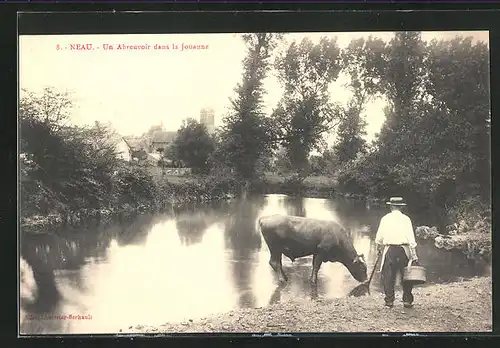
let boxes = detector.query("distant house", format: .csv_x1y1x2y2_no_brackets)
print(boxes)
89,122,133,162
122,136,148,162
114,137,131,161
149,131,176,153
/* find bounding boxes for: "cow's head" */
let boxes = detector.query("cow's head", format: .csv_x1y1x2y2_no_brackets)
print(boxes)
346,254,368,282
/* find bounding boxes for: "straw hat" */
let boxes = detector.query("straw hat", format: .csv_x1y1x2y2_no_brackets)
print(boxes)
386,197,407,206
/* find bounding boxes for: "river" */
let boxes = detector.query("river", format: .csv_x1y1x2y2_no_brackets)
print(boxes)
19,194,489,334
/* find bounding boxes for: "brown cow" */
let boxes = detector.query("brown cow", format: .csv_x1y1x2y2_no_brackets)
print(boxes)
258,214,367,284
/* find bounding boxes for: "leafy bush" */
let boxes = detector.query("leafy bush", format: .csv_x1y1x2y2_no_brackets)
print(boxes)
427,196,492,261
167,118,215,174
415,226,440,240
113,164,157,205
434,232,491,261
446,196,491,234
334,153,378,196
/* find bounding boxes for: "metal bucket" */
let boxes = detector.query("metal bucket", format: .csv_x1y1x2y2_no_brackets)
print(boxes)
403,260,427,285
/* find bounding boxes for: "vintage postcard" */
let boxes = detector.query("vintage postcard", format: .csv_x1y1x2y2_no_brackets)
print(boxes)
18,13,491,335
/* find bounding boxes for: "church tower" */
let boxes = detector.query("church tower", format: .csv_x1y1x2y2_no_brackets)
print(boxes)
199,108,215,134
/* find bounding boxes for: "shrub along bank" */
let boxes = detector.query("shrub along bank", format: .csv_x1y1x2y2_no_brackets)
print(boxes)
414,197,491,262
20,164,245,234
253,174,336,198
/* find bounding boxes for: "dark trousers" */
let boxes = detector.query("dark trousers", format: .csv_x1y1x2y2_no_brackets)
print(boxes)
381,245,414,305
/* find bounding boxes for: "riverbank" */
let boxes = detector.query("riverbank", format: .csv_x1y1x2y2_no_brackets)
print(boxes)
415,224,491,262
123,276,491,333
256,174,336,198
21,170,491,264
20,169,241,234
19,172,339,233
18,172,379,233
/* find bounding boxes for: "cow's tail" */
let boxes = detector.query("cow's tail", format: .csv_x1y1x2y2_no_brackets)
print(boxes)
346,226,352,239
256,216,271,251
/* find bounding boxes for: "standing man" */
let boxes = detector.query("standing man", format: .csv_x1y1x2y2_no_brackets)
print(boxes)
375,197,419,308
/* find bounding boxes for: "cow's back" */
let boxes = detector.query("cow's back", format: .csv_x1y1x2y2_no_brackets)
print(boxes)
259,214,286,226
258,215,343,256
259,214,343,235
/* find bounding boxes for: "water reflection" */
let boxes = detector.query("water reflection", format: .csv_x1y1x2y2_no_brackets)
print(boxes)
224,196,266,309
176,212,209,246
20,194,489,334
268,285,283,305
20,213,160,334
114,213,162,246
284,196,306,217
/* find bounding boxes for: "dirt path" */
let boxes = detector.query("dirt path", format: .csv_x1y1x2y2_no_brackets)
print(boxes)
123,276,491,334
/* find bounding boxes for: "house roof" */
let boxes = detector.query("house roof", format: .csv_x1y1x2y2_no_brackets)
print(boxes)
151,131,176,143
122,136,143,150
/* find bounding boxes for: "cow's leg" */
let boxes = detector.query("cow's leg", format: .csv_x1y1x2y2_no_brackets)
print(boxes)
269,251,288,283
309,254,323,284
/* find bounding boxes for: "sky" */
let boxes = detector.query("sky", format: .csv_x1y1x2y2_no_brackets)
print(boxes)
19,30,489,145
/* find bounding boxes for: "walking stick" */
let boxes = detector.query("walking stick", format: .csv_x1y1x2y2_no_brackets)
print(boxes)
348,251,383,297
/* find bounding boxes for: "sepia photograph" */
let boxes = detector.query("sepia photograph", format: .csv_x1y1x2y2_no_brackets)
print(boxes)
19,28,491,335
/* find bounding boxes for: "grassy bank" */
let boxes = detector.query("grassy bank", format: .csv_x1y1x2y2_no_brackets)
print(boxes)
123,276,491,333
20,165,243,234
20,171,335,234
257,174,336,198
258,174,384,203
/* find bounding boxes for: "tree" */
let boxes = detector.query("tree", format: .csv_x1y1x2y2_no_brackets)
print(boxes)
320,148,338,176
309,154,327,175
19,87,73,131
333,36,386,165
380,32,427,120
332,101,368,164
389,36,491,208
341,36,387,105
168,118,215,174
336,33,490,226
217,33,283,180
156,147,166,170
273,36,343,177
424,37,490,201
375,31,427,159
272,145,292,175
20,87,122,214
350,31,429,203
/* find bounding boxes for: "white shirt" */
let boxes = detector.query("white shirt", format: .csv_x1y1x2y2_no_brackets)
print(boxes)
375,210,417,248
